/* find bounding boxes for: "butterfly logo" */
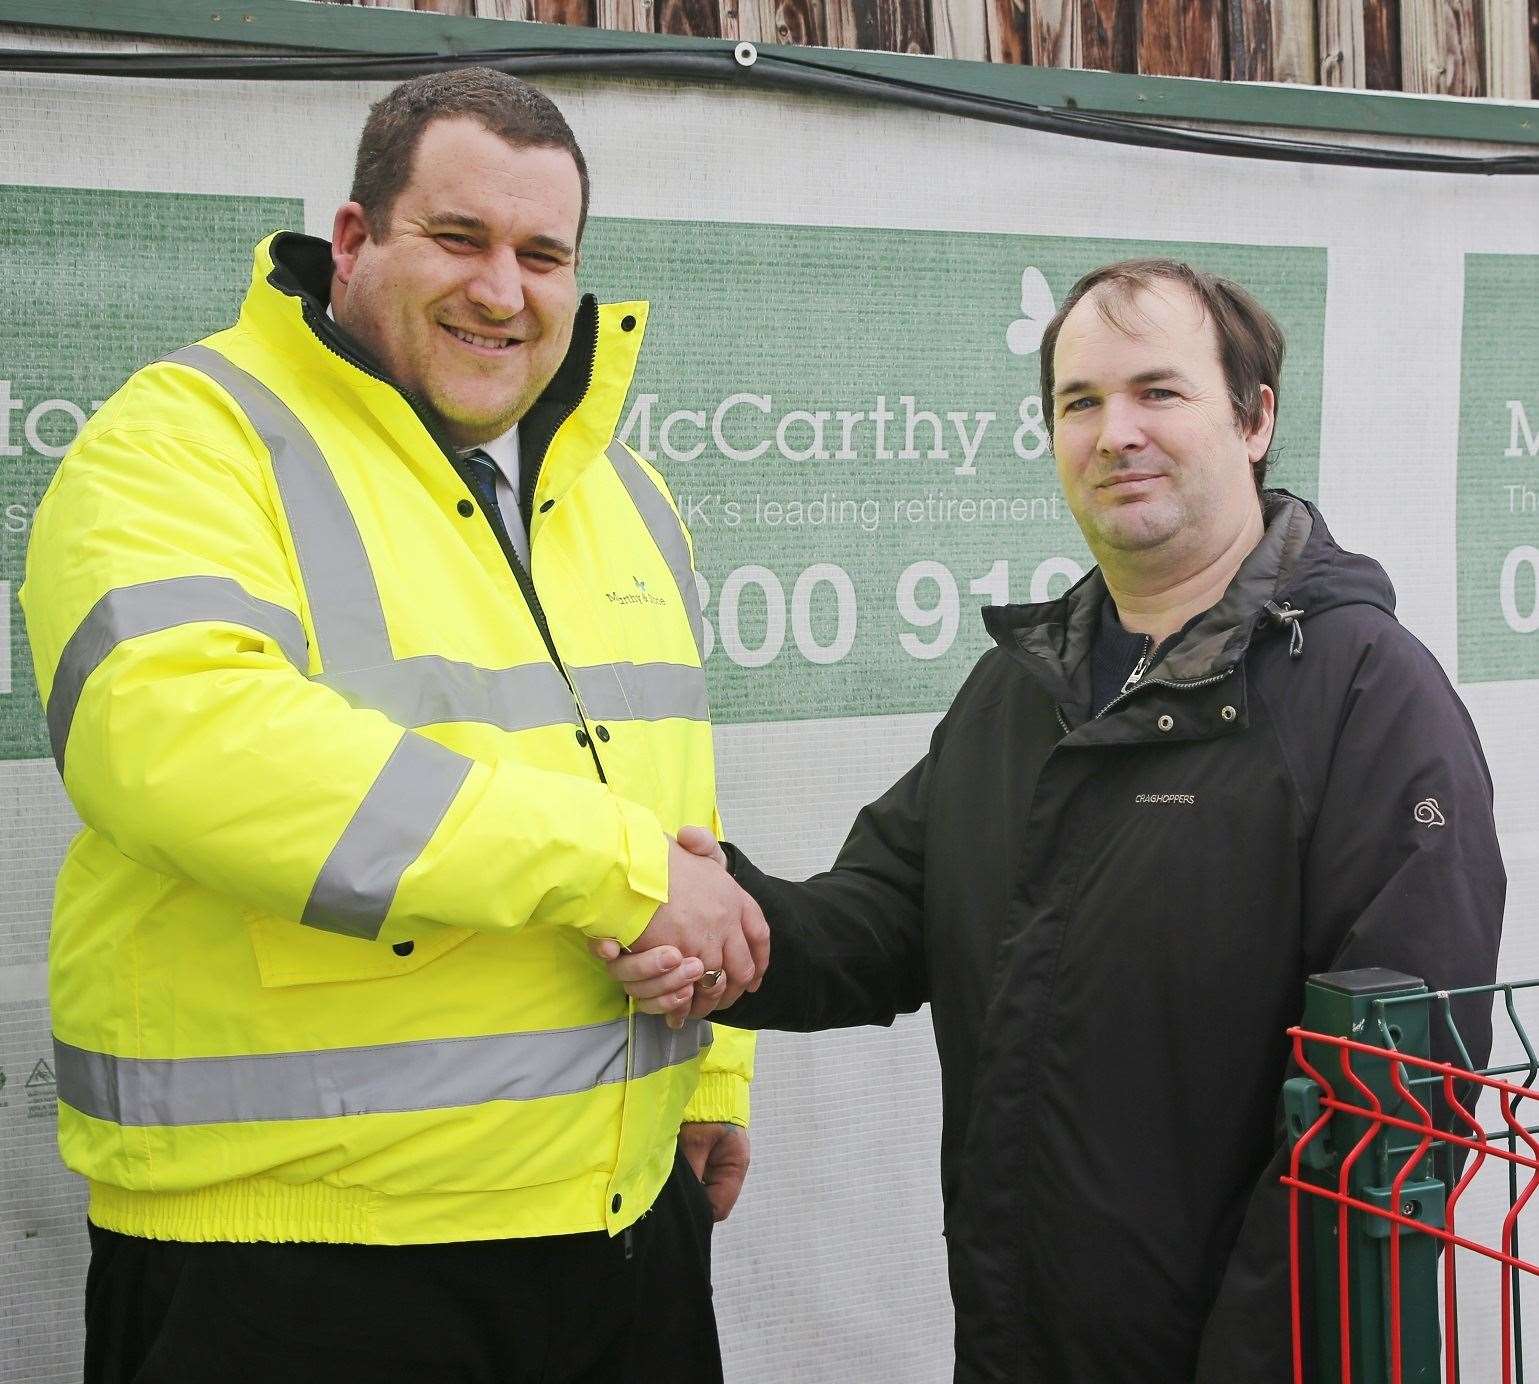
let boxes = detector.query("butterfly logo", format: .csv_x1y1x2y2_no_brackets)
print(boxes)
1007,267,1056,357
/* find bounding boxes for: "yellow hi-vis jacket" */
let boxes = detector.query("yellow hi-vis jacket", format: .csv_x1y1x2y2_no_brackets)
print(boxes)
21,231,753,1246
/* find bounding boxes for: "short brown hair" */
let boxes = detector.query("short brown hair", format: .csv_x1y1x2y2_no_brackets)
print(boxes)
1039,258,1286,491
349,68,591,244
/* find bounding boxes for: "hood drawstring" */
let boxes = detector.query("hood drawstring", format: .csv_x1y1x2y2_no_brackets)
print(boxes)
1263,600,1306,659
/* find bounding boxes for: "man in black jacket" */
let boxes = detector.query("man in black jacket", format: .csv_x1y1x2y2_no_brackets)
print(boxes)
598,260,1506,1382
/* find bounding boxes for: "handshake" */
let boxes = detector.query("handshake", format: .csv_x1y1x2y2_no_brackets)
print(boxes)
591,825,770,1029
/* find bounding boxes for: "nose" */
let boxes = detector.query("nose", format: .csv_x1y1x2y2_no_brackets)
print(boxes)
1096,394,1147,457
465,247,525,321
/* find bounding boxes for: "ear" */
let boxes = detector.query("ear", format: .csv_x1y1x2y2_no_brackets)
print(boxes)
1243,384,1277,464
331,202,371,286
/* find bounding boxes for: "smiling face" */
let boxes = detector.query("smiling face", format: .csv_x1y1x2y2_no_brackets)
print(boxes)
330,116,583,449
1050,281,1274,567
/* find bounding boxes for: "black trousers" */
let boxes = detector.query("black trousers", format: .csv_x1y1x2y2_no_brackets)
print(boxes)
84,1150,721,1384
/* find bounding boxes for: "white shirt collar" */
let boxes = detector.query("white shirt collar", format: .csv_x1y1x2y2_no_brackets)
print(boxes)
467,426,521,490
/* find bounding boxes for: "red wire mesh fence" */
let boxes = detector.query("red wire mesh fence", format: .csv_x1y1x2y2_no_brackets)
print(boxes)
1285,970,1539,1384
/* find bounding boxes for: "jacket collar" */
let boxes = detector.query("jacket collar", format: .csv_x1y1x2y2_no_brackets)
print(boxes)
983,491,1316,706
245,232,645,489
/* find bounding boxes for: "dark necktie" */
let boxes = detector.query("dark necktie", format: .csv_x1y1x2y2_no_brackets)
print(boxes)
462,447,528,565
462,448,503,525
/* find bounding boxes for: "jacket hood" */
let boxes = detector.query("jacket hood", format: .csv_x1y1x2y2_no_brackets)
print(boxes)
983,491,1397,702
1271,492,1397,620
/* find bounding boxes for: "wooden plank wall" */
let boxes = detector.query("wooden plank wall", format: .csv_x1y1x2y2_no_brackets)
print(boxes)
325,0,1539,97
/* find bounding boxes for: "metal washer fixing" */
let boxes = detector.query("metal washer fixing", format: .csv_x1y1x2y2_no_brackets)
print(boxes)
1220,705,1237,722
1157,714,1175,733
734,41,758,67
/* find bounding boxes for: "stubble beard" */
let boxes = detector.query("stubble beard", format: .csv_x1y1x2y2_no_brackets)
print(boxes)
428,384,529,451
407,330,548,450
338,278,537,447
428,325,574,450
1082,490,1188,559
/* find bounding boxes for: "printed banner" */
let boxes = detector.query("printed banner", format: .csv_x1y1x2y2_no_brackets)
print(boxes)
0,185,302,761
582,221,1327,724
1458,253,1539,683
1,202,1326,746
2,51,1537,1384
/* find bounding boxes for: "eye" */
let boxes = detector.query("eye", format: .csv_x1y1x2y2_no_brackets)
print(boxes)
435,233,477,250
1144,387,1178,401
1061,397,1096,414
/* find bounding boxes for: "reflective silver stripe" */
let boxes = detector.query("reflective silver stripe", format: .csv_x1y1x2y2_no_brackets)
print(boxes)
570,661,709,724
164,345,394,674
321,657,581,732
325,658,705,730
605,442,705,664
47,576,307,774
303,734,473,940
53,1014,710,1127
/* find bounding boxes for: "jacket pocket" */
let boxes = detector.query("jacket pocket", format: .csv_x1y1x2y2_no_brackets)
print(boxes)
244,909,473,987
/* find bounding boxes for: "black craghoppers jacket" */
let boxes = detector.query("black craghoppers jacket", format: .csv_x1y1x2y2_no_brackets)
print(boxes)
723,493,1504,1383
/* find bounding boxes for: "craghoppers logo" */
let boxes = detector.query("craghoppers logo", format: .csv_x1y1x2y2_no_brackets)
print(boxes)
1414,798,1446,828
1135,793,1196,805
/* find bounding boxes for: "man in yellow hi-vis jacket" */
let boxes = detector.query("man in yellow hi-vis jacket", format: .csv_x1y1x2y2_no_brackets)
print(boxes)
22,68,765,1384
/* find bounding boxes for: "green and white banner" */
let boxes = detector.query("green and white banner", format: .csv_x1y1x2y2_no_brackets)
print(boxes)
1458,253,1539,683
583,221,1324,723
0,185,303,760
1,204,1326,747
1,32,1537,1384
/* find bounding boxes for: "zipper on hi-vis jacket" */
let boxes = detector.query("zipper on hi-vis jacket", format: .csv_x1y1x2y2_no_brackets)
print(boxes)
302,302,612,785
1120,637,1154,695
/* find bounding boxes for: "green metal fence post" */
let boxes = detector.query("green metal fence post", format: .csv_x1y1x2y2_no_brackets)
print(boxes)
1285,968,1445,1383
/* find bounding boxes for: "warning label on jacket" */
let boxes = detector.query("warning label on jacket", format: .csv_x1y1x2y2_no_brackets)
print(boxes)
0,184,302,762
581,219,1326,724
1457,254,1539,684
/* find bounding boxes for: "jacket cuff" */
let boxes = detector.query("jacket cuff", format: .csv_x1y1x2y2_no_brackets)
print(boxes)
580,800,669,946
682,1070,750,1127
